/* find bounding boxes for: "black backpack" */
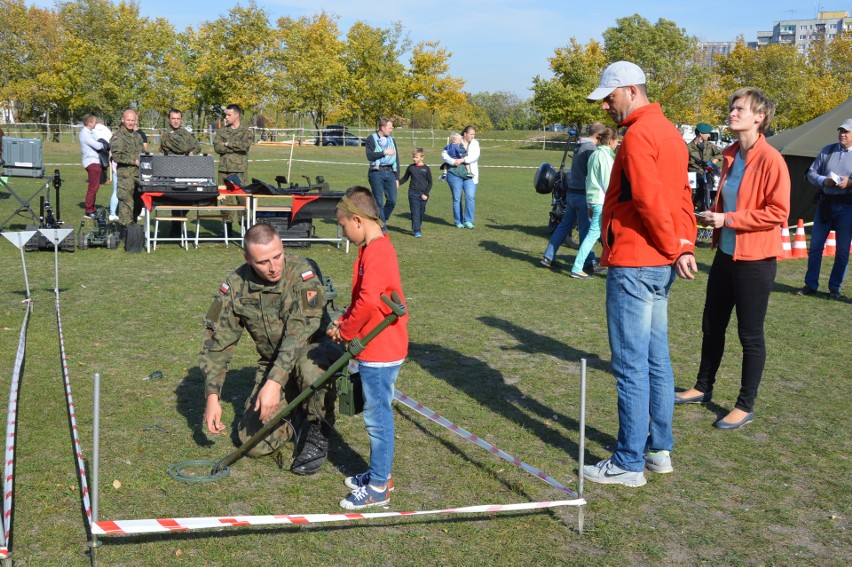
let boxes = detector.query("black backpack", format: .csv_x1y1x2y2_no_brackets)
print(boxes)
124,224,144,253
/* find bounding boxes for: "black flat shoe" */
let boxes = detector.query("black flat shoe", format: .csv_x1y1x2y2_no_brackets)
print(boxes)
713,412,754,430
674,391,712,405
796,286,817,296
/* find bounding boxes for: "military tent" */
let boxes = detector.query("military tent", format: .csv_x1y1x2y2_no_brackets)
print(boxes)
767,97,852,223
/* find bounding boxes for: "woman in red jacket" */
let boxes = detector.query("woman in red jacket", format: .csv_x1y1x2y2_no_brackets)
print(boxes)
675,87,790,430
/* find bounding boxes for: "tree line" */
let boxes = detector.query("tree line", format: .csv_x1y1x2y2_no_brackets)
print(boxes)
0,0,520,132
532,14,852,133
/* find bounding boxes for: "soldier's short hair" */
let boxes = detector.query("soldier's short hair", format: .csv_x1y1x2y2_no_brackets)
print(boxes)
339,186,380,220
226,104,242,117
168,108,182,117
244,223,280,248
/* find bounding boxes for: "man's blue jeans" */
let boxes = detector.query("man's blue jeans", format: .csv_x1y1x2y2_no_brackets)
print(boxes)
544,192,594,266
804,201,852,292
368,168,398,223
359,362,402,486
446,172,476,226
606,266,676,472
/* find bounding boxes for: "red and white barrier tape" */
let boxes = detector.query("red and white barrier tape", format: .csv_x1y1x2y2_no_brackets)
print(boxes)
394,390,579,498
0,302,31,559
54,293,93,529
92,498,582,535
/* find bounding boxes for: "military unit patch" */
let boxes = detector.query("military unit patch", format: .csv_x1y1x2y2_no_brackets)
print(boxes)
305,289,318,308
219,281,230,294
301,270,315,281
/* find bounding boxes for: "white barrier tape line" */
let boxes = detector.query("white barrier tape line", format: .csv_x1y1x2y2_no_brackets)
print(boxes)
1,303,31,554
393,390,579,499
46,159,538,170
91,498,584,536
54,293,93,528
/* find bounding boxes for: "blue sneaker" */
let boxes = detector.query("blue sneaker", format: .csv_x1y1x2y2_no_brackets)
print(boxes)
413,231,422,238
344,472,395,492
340,484,390,510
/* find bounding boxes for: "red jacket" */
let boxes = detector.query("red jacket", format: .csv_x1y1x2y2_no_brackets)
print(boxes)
601,103,696,267
338,234,408,362
711,135,790,260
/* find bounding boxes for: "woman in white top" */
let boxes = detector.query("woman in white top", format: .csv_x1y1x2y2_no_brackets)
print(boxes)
442,125,480,228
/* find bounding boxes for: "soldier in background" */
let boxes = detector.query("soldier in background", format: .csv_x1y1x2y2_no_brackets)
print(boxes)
200,223,341,475
213,103,252,186
160,108,201,156
110,109,145,226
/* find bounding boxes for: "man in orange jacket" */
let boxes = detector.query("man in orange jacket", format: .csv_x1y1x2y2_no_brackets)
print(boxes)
582,61,697,488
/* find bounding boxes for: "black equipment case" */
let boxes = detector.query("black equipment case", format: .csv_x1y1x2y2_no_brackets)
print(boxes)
138,154,218,197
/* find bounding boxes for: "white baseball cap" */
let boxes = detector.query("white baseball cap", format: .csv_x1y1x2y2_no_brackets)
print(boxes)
838,119,852,132
586,61,646,102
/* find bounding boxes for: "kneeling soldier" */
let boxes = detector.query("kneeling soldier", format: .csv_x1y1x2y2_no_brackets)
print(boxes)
200,223,341,474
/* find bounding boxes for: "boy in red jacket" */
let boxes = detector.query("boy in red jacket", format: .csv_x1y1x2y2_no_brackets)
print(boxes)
329,186,409,509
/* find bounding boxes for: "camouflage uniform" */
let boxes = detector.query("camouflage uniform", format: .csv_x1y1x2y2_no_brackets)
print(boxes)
160,127,201,156
687,137,722,174
110,126,145,226
199,255,341,458
214,124,253,185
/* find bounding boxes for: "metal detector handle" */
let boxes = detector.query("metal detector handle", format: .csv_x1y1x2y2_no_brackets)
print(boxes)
211,293,405,474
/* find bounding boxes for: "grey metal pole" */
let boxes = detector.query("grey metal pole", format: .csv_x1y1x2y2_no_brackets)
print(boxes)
89,372,102,564
578,358,587,534
18,234,31,300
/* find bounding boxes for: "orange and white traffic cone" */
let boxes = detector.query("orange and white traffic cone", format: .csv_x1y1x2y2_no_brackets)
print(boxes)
779,226,792,260
792,219,808,259
823,231,836,257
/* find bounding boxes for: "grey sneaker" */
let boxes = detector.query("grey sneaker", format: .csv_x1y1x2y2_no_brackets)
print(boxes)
345,471,395,492
583,458,647,487
643,450,673,474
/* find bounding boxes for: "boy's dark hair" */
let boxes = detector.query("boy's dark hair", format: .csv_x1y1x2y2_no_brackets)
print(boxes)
340,186,380,219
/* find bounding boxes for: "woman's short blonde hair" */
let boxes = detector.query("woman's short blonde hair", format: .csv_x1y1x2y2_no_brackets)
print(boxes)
729,87,776,134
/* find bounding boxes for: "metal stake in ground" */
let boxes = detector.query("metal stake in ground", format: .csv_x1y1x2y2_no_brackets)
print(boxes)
1,231,37,300
38,228,73,292
168,292,406,483
578,358,587,535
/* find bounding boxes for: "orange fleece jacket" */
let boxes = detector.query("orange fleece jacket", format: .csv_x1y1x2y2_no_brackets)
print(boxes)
711,135,791,260
601,103,697,267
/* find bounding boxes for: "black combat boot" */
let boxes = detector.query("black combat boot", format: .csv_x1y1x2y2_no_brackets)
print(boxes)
291,422,329,475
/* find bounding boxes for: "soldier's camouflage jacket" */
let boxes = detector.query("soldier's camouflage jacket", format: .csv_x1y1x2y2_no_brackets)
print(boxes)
160,127,201,156
199,255,329,398
213,124,252,173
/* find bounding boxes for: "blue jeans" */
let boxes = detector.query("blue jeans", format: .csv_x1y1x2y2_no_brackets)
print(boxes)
544,192,594,266
359,362,402,486
572,203,602,273
606,266,676,472
446,172,476,225
804,200,852,292
408,191,427,232
368,168,398,223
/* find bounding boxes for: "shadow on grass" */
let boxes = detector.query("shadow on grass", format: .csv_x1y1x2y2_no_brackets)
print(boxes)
174,366,367,473
478,239,551,267
410,339,616,462
481,223,550,239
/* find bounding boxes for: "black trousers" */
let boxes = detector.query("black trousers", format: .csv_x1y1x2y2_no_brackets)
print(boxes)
693,251,777,412
408,190,427,232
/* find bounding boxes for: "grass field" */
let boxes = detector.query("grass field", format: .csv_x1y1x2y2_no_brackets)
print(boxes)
0,136,849,566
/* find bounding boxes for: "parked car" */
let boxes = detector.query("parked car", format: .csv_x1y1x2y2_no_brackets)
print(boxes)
315,125,365,146
545,123,565,132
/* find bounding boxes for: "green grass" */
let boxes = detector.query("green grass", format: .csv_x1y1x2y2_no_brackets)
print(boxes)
0,139,850,566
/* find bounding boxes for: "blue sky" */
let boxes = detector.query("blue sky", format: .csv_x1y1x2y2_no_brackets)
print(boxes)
27,0,852,96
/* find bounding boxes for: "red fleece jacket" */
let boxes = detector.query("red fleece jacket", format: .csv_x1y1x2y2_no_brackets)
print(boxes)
601,103,697,267
338,234,408,362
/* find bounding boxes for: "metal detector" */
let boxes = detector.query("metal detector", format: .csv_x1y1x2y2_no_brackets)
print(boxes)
168,292,406,483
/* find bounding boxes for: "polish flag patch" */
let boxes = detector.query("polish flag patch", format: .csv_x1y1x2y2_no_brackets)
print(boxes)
301,270,315,281
219,282,230,294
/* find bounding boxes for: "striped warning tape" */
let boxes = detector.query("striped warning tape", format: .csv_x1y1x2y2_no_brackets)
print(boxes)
91,498,583,535
55,292,93,529
44,158,538,170
0,302,31,559
394,389,579,498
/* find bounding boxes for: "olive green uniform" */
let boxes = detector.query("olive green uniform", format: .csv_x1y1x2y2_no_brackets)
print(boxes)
687,137,722,174
160,127,201,156
110,126,145,226
199,256,341,457
214,124,253,185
